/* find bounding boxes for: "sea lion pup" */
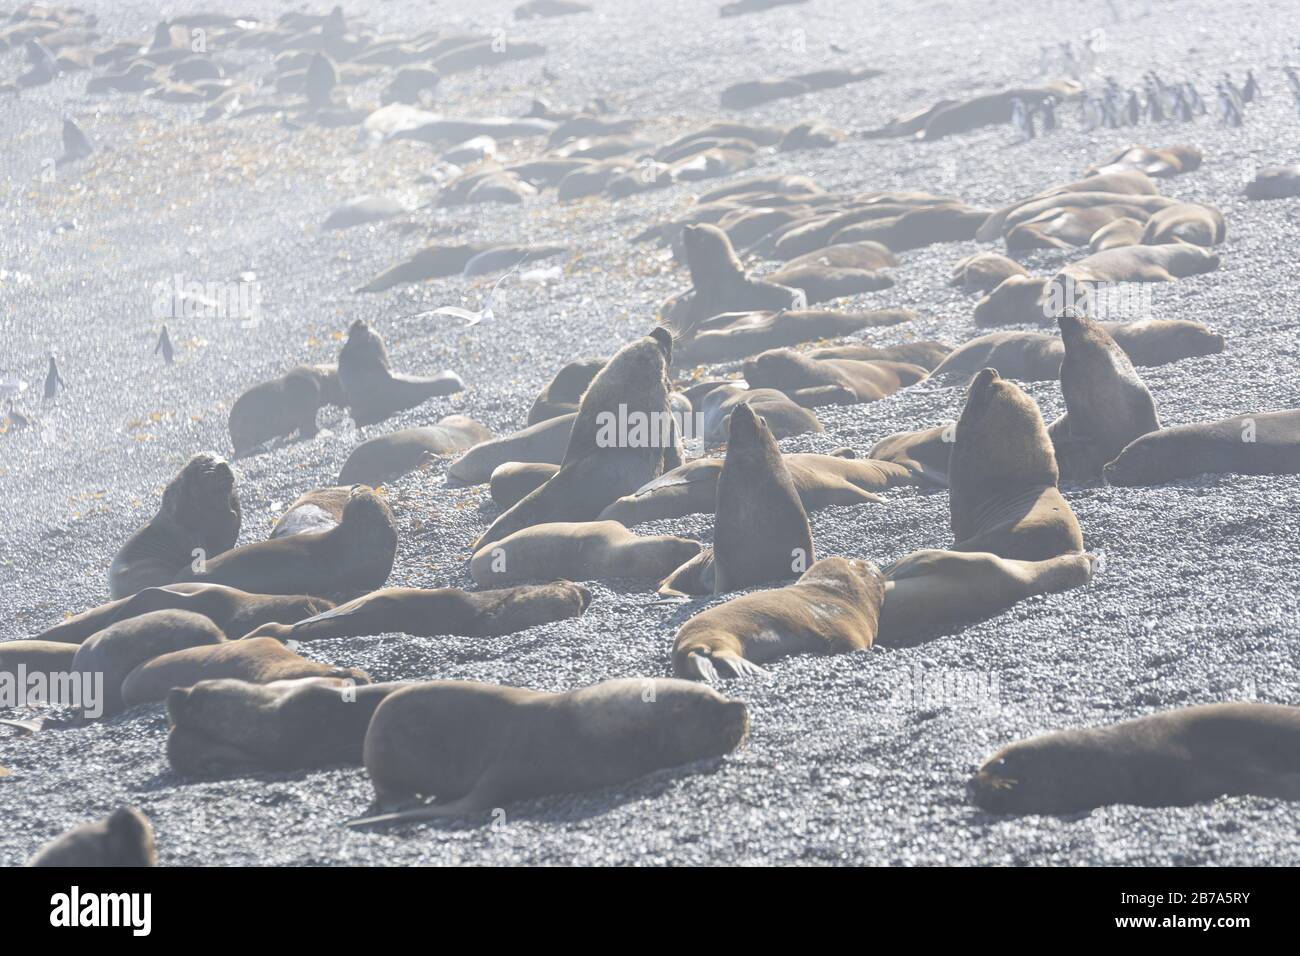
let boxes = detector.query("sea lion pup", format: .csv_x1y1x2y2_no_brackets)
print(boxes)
470,521,700,586
1085,144,1203,179
337,416,493,486
876,549,1095,646
950,252,1029,293
1088,216,1145,251
868,424,953,486
26,807,156,867
109,453,242,599
174,488,398,597
490,462,560,509
673,307,916,366
700,384,823,445
71,610,225,718
672,557,884,681
1048,310,1161,481
528,358,606,424
949,369,1083,561
167,677,401,775
244,581,591,643
970,702,1300,815
474,329,683,550
351,677,748,824
600,450,904,526
34,585,332,645
228,364,343,456
659,404,813,597
336,319,464,427
448,412,575,485
660,224,805,337
120,638,370,708
1140,202,1226,247
743,348,927,407
1244,165,1300,200
1103,410,1300,486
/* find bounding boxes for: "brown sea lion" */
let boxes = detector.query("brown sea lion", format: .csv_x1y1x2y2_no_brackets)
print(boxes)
949,369,1083,560
971,703,1300,814
489,461,560,509
33,584,331,645
720,67,880,109
807,340,952,370
167,677,401,775
528,358,606,424
868,424,954,486
243,580,591,642
109,454,242,599
354,243,496,293
448,412,575,484
26,807,156,867
1244,165,1300,200
337,319,463,426
742,348,927,406
471,521,699,586
862,82,1081,141
1103,410,1300,485
1088,216,1145,251
269,485,355,538
1140,202,1226,247
700,385,823,445
351,677,748,824
877,549,1095,646
1048,310,1161,481
674,308,916,366
70,609,225,718
672,557,884,680
173,487,397,597
1084,144,1203,179
976,170,1161,242
228,364,343,456
1005,202,1154,251
336,416,493,486
0,641,79,693
121,637,370,708
950,252,1029,293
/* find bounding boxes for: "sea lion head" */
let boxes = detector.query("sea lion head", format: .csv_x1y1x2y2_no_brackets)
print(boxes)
682,223,744,291
648,679,750,763
102,807,158,866
969,732,1112,815
953,368,1058,487
161,453,241,550
1165,144,1202,172
1101,434,1169,486
340,318,391,373
336,486,398,561
649,326,674,363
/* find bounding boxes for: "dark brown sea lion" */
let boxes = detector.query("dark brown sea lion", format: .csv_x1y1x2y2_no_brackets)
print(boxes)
351,677,748,824
337,319,463,426
109,453,242,599
527,358,606,424
1103,410,1300,485
971,703,1300,814
1244,165,1300,200
489,462,560,509
26,807,156,867
862,81,1081,141
471,521,699,585
868,424,953,486
336,416,493,486
228,364,344,456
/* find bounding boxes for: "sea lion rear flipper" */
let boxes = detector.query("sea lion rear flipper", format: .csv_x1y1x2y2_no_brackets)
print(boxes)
346,790,495,828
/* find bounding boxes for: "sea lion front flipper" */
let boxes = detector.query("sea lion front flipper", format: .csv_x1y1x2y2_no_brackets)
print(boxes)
657,549,715,597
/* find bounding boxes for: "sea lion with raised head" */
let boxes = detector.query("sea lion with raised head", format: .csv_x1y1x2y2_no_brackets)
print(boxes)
337,416,493,486
448,413,575,484
743,348,927,406
350,677,749,824
1048,309,1161,481
471,521,699,586
877,549,1095,646
167,677,401,775
26,807,156,867
174,487,397,597
228,364,344,456
337,319,464,426
949,369,1083,560
672,557,884,680
109,453,242,599
70,609,225,718
970,702,1300,814
244,580,591,642
1103,410,1300,485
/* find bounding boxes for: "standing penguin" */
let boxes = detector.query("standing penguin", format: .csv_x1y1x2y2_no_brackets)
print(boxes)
1242,69,1260,103
155,326,174,365
44,356,65,399
1039,95,1058,132
58,118,94,165
304,52,337,111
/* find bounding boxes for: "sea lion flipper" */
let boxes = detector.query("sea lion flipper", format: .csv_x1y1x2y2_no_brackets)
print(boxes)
346,792,493,828
713,652,770,680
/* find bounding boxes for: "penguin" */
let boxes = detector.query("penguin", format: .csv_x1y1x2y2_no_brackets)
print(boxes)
58,119,94,166
303,52,337,111
1123,89,1141,124
18,39,57,87
1038,95,1058,132
44,357,65,399
155,326,174,365
1242,69,1260,103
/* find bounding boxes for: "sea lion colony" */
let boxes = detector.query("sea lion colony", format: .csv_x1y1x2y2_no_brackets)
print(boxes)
3,1,1300,864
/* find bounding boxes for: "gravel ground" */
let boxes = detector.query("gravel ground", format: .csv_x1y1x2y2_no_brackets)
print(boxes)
2,0,1299,866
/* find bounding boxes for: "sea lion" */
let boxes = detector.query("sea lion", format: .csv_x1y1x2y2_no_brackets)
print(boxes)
1103,410,1300,485
337,416,493,486
972,275,1050,328
109,453,242,599
674,308,916,366
720,0,808,15
351,677,748,823
807,340,952,370
660,224,805,337
33,584,331,645
1004,202,1154,251
1140,202,1226,247
528,358,606,424
71,609,225,718
863,81,1081,140
0,641,78,693
173,487,397,597
976,170,1161,242
970,702,1300,814
949,369,1083,560
474,329,683,549
776,240,897,273
337,319,463,426
672,557,884,680
1048,310,1161,481
489,462,560,509
950,252,1029,293
742,348,927,406
26,807,156,867
1088,216,1145,251
269,485,355,537
877,549,1095,646
448,412,575,485
700,385,823,445
121,637,370,709
515,0,593,19
659,403,813,596
1084,144,1203,178
322,195,412,229
355,243,496,293
760,261,893,303
244,580,591,642
720,67,881,110
599,450,904,526
779,120,846,151
167,678,401,775
868,424,953,486
470,521,700,586
1244,165,1300,200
